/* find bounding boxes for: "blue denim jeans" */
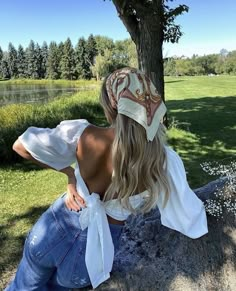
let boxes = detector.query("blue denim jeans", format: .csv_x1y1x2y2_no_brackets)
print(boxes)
5,193,124,291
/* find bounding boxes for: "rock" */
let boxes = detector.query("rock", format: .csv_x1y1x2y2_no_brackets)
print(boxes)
78,178,236,291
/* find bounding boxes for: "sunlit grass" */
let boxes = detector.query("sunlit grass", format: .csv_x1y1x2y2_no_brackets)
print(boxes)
165,75,236,187
0,165,67,288
165,75,236,99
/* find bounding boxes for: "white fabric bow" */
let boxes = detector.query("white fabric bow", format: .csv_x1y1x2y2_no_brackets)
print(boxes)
78,191,115,288
79,193,102,230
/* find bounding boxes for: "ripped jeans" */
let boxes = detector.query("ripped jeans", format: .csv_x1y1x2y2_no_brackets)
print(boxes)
5,194,124,291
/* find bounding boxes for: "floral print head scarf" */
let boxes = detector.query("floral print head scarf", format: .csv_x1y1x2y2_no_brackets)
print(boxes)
106,67,167,141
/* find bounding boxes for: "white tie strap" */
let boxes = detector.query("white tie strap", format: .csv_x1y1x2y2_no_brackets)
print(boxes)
75,167,115,289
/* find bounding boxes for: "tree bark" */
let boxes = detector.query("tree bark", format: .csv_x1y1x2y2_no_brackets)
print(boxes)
136,14,165,103
112,0,165,103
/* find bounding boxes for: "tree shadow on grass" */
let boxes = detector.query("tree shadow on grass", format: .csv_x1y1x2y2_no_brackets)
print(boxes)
166,95,236,187
167,95,236,149
0,161,45,172
165,79,186,84
0,205,49,289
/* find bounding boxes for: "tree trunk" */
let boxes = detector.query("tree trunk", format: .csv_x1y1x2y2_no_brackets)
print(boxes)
112,0,165,102
136,16,165,103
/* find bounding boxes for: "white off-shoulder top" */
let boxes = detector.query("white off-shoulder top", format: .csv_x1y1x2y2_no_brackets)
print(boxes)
19,119,208,289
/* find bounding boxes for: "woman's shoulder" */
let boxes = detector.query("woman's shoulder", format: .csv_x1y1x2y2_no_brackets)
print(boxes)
43,119,91,144
78,125,113,155
76,125,114,176
58,119,90,135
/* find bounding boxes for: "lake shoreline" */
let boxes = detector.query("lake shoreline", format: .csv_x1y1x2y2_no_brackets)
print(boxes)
0,79,100,107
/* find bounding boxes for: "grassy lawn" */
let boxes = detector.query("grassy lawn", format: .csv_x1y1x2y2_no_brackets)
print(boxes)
166,75,236,186
0,75,236,288
0,165,67,286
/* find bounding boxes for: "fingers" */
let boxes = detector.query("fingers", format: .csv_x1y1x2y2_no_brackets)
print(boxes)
65,195,81,211
65,184,86,211
73,191,86,208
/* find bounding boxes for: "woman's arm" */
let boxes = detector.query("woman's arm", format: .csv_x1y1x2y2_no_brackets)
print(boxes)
13,138,54,169
13,138,85,211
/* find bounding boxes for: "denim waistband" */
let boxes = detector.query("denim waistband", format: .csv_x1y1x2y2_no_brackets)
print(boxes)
51,193,87,238
51,193,124,238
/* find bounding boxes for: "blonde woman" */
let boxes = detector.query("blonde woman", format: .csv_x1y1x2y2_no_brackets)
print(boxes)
6,67,208,291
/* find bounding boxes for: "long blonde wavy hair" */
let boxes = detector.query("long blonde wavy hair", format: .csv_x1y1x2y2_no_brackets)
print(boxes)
100,76,170,214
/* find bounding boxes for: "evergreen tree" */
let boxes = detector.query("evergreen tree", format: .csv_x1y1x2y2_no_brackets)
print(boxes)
35,43,43,78
57,41,64,78
17,45,27,78
8,42,18,78
86,34,97,78
75,37,90,79
26,40,38,78
87,34,97,65
0,46,3,79
0,58,10,79
41,41,48,79
60,38,75,80
46,41,60,79
0,46,3,63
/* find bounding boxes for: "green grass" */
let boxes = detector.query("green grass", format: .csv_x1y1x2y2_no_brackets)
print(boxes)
165,75,236,98
0,164,67,287
0,75,236,288
165,75,236,186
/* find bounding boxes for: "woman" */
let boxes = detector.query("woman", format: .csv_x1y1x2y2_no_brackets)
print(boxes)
6,67,208,290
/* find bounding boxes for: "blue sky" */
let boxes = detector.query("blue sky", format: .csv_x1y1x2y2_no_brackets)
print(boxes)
0,0,235,57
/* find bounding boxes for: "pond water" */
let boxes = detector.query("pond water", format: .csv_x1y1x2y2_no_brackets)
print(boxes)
0,84,94,107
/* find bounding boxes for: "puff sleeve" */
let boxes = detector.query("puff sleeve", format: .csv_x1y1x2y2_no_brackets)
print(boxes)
18,119,89,170
157,147,208,239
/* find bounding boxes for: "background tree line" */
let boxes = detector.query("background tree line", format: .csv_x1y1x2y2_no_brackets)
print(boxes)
0,34,137,81
0,35,235,80
164,49,236,76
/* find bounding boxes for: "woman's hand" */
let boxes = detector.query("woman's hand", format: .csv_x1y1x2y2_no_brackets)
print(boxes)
65,178,86,211
60,166,86,211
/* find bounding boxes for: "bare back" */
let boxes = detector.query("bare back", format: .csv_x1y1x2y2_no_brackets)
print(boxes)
76,125,114,200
